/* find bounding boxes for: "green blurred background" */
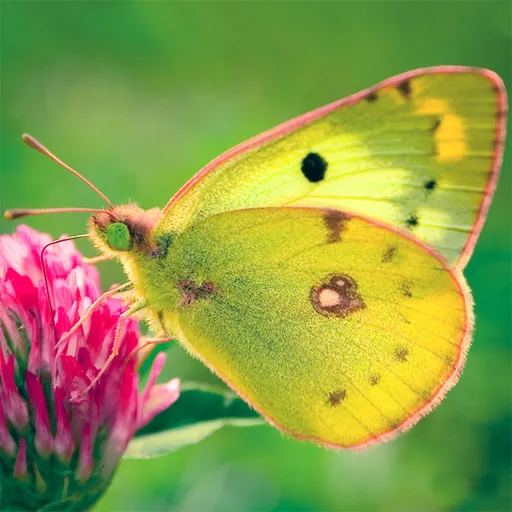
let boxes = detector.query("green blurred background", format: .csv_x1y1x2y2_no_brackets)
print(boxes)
1,1,510,510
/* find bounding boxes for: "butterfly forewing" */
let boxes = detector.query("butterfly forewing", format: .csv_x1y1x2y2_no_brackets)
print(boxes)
154,207,472,448
160,67,506,269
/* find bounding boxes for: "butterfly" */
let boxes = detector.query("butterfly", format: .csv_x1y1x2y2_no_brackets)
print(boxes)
6,66,507,449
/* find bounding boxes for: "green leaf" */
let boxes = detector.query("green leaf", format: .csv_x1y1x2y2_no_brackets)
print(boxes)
124,382,264,459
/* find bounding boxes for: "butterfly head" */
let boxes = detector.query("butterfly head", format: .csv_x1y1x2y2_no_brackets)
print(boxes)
106,222,132,251
89,204,162,257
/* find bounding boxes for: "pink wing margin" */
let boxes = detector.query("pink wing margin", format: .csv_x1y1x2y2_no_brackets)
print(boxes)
163,66,508,271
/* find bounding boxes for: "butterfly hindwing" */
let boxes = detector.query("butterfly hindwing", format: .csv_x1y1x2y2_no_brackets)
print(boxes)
160,67,506,269
151,207,472,448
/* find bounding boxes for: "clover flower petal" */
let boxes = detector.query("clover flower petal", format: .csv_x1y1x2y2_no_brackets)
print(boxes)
0,226,179,510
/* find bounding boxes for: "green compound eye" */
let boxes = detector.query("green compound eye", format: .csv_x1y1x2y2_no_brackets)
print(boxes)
106,222,132,251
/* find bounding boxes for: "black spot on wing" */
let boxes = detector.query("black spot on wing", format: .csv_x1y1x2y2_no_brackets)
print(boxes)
397,79,412,100
424,179,437,191
406,215,418,228
301,152,328,183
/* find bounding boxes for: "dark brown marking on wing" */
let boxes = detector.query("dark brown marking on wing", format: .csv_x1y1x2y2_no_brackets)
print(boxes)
394,347,409,362
178,279,216,307
401,282,413,298
327,389,347,407
382,246,397,263
369,374,381,386
311,274,365,318
366,91,378,103
323,211,348,244
397,79,412,99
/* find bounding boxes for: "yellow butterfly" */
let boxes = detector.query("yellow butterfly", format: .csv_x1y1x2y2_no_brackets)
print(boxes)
7,66,507,448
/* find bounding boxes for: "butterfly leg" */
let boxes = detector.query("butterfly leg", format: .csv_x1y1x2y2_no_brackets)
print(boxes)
74,300,148,399
128,337,175,369
82,254,114,265
128,310,175,368
55,282,134,350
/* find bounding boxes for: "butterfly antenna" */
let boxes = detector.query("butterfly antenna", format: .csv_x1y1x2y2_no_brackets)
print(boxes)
5,207,106,220
22,134,113,208
40,234,90,342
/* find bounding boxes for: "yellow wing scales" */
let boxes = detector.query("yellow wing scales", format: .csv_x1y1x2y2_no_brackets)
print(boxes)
148,207,472,448
160,68,506,269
